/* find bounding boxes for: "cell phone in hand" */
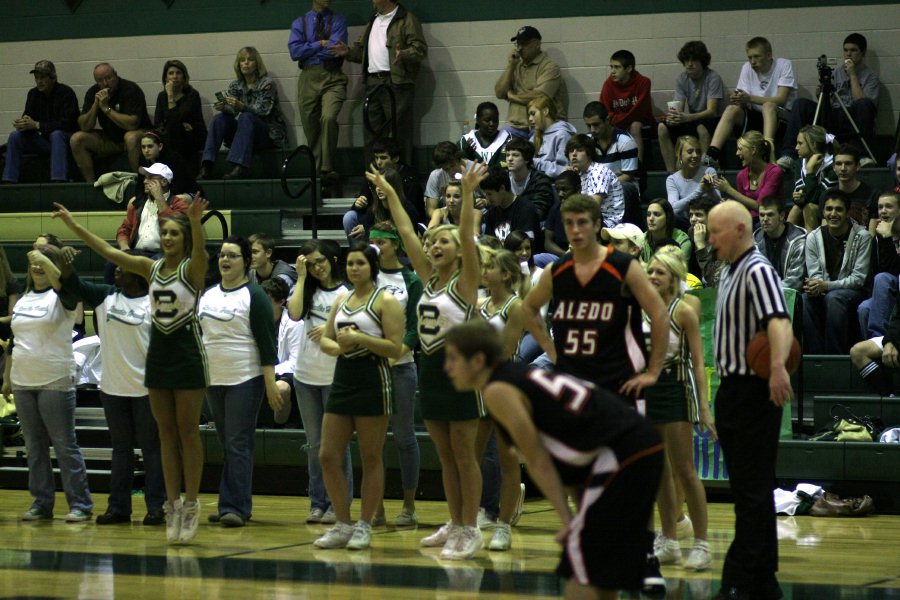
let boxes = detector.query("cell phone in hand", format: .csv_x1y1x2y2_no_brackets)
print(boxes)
215,91,226,103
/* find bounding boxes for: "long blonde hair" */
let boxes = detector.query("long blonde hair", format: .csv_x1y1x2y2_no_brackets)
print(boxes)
0,247,13,295
481,248,526,299
528,94,559,157
675,135,702,170
738,130,771,164
648,245,687,299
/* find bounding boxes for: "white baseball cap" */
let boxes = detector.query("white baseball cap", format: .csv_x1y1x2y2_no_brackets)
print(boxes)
139,162,174,183
600,223,644,247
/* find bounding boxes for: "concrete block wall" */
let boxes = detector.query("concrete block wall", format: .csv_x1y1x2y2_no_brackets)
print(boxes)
0,5,897,158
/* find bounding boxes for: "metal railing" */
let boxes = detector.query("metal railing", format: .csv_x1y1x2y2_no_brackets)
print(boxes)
280,145,318,238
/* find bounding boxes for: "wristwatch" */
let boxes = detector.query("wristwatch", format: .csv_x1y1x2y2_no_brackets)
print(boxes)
106,106,112,113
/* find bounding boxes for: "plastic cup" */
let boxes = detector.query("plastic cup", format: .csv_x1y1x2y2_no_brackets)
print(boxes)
667,100,681,112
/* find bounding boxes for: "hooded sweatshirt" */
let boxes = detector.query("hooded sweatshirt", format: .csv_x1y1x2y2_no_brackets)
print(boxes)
531,120,577,178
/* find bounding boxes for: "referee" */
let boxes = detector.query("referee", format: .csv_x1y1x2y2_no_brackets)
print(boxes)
707,201,793,600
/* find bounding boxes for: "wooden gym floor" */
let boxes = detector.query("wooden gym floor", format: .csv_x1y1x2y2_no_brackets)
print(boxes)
0,489,899,599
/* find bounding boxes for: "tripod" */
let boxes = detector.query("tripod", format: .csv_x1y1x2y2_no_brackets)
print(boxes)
812,77,877,163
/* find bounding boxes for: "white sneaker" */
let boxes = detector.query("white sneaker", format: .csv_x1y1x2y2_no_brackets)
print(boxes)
654,536,682,565
320,506,337,524
509,484,526,526
165,499,182,544
488,522,511,551
307,507,325,524
178,500,200,544
439,526,463,559
860,157,877,169
395,508,418,527
477,508,496,530
676,515,694,540
314,522,355,549
421,522,453,547
776,155,794,170
448,526,483,560
347,521,372,550
684,539,711,571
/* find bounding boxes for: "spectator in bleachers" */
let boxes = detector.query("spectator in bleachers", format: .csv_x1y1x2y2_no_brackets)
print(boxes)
582,101,644,218
70,62,151,183
666,135,720,230
3,244,93,523
779,33,879,169
153,60,206,169
262,278,301,427
831,143,879,231
198,47,287,181
494,25,567,139
505,137,554,220
330,0,427,164
704,37,796,167
712,131,783,218
786,125,836,233
600,222,644,259
248,232,299,289
688,195,726,288
658,41,724,173
641,199,691,264
600,50,654,164
528,94,576,179
288,0,348,198
481,168,540,245
541,170,579,259
565,134,624,228
138,130,197,197
345,167,418,242
2,60,78,184
858,191,900,339
423,141,472,219
459,102,509,169
753,195,807,291
803,190,871,354
354,138,424,222
115,163,189,257
426,179,483,232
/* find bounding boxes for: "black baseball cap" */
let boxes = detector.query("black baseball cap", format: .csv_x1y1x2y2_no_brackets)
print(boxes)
30,60,56,77
511,26,541,43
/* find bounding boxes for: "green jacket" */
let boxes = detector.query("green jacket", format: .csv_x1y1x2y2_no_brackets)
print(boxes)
345,3,427,86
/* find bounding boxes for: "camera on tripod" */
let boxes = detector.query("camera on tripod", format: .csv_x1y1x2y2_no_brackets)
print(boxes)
817,54,834,90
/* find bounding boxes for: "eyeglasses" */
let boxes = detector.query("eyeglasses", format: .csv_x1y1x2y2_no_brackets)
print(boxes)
218,252,242,260
307,257,329,267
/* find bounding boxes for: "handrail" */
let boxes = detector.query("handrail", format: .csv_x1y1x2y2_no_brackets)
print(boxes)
200,208,229,239
363,82,397,155
281,145,318,238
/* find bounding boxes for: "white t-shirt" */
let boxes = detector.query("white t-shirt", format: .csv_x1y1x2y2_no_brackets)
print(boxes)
275,309,302,377
10,289,76,388
295,284,349,386
96,291,151,397
135,193,170,252
367,6,397,73
377,269,414,365
735,57,797,111
198,283,266,386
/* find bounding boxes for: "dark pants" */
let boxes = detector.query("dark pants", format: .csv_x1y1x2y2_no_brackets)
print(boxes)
363,78,415,165
715,375,783,599
202,111,276,168
782,97,877,157
802,288,864,355
99,391,166,515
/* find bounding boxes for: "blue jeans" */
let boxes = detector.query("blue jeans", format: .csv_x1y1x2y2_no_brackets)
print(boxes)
342,209,363,243
479,430,500,518
517,332,543,363
14,388,92,514
100,392,165,515
202,111,275,168
206,376,264,519
2,129,70,182
858,271,897,339
388,363,420,492
294,379,353,511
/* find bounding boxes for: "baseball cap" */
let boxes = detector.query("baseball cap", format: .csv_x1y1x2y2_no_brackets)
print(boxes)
511,26,541,43
139,163,174,183
30,60,56,77
600,223,644,247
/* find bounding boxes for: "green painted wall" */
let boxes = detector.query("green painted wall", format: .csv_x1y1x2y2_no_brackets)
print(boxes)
2,0,897,42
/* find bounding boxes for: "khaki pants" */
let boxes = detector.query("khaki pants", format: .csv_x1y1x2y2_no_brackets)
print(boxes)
297,66,348,173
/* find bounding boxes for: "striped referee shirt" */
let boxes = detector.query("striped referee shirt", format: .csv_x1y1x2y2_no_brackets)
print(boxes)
714,247,789,376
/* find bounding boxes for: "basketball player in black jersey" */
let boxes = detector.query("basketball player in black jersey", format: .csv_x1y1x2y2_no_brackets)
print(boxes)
523,193,670,402
444,320,664,600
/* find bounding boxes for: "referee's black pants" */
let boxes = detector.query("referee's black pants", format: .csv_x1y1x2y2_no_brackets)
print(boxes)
715,375,784,599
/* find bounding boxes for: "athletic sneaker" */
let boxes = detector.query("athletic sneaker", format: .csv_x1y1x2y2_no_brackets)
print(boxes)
440,526,463,559
178,500,201,544
642,554,667,595
477,508,497,529
315,522,355,549
21,506,52,521
448,526,483,560
684,539,712,571
395,508,417,527
219,512,245,527
320,506,337,525
676,515,694,540
421,522,453,547
701,154,719,169
776,155,794,170
371,514,387,528
306,507,325,524
655,536,682,564
65,509,93,523
488,522,511,551
165,499,183,543
860,157,877,169
509,483,526,526
347,521,372,550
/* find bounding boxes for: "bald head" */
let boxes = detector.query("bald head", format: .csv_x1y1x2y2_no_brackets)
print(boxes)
708,200,753,263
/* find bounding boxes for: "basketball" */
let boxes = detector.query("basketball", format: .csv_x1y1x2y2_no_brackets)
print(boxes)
746,331,801,378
